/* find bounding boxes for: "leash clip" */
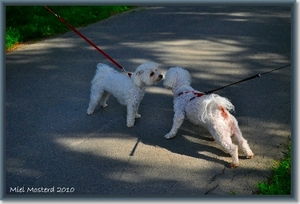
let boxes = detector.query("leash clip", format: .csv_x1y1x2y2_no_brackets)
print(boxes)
121,67,127,73
121,67,132,77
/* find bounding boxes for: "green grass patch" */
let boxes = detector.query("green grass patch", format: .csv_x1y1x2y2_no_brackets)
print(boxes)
6,6,135,50
258,140,291,195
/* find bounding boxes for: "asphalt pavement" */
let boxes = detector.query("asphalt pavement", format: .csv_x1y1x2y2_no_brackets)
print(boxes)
5,6,291,199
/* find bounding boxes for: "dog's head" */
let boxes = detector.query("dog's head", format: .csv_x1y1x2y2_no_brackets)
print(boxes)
163,67,191,90
133,62,163,87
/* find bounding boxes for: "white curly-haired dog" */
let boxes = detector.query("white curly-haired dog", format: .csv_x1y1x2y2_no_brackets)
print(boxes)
87,62,163,127
163,67,253,168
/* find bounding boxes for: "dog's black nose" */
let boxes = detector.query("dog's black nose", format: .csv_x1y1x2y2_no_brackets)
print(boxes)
159,74,163,79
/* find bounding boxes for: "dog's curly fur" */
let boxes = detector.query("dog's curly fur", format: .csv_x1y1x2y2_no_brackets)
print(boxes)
87,62,163,127
163,67,254,168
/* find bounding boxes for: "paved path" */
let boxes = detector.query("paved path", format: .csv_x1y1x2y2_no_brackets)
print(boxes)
5,6,291,198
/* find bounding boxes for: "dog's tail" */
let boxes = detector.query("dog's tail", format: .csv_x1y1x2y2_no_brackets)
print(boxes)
91,63,117,84
200,94,235,122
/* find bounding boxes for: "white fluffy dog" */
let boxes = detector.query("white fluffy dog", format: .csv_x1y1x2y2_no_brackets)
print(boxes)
163,67,254,168
87,62,163,127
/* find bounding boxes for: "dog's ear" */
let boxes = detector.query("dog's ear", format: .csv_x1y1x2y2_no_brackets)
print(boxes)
133,70,144,86
136,70,144,75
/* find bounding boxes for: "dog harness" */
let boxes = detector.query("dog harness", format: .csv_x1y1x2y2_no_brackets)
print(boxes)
178,91,205,101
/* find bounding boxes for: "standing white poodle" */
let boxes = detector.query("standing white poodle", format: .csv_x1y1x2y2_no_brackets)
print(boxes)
163,67,253,168
87,62,163,127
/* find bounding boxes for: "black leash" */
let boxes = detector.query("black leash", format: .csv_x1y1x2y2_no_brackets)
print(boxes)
204,64,291,94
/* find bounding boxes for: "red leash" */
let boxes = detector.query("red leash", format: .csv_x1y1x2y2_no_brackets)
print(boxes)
44,6,131,76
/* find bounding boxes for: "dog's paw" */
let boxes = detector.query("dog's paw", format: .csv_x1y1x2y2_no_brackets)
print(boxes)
87,110,94,115
101,103,108,108
127,121,135,127
246,153,254,159
164,133,175,139
230,163,238,169
135,113,141,118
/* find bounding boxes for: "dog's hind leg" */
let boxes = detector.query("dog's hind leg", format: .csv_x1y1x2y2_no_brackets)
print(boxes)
100,91,110,108
135,103,141,119
208,125,239,168
223,139,239,168
165,110,185,139
87,88,104,115
231,117,254,159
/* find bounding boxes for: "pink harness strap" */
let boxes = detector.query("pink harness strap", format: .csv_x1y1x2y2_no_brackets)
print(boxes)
178,91,205,101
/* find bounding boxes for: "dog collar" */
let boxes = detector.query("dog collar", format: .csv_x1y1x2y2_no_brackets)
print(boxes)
178,91,205,101
178,91,191,96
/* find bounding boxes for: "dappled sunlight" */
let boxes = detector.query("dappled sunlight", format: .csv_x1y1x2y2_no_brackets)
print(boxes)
54,135,214,184
235,117,291,165
239,117,290,137
191,65,250,82
6,37,77,55
262,122,290,137
185,8,291,23
7,158,42,179
224,18,248,22
207,38,247,46
54,135,207,167
39,65,60,70
6,49,50,65
54,136,138,159
206,36,253,48
227,10,291,19
7,166,42,179
247,52,289,64
7,48,50,57
42,38,78,49
145,86,172,95
50,124,283,188
184,134,211,144
121,37,248,66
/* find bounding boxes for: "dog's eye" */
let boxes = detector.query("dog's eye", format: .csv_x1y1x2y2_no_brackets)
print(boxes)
150,72,155,77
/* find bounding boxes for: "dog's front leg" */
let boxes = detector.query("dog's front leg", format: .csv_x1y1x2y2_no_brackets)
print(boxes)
165,110,185,139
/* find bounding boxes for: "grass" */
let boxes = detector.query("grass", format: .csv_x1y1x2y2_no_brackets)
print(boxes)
257,139,291,195
6,6,135,50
